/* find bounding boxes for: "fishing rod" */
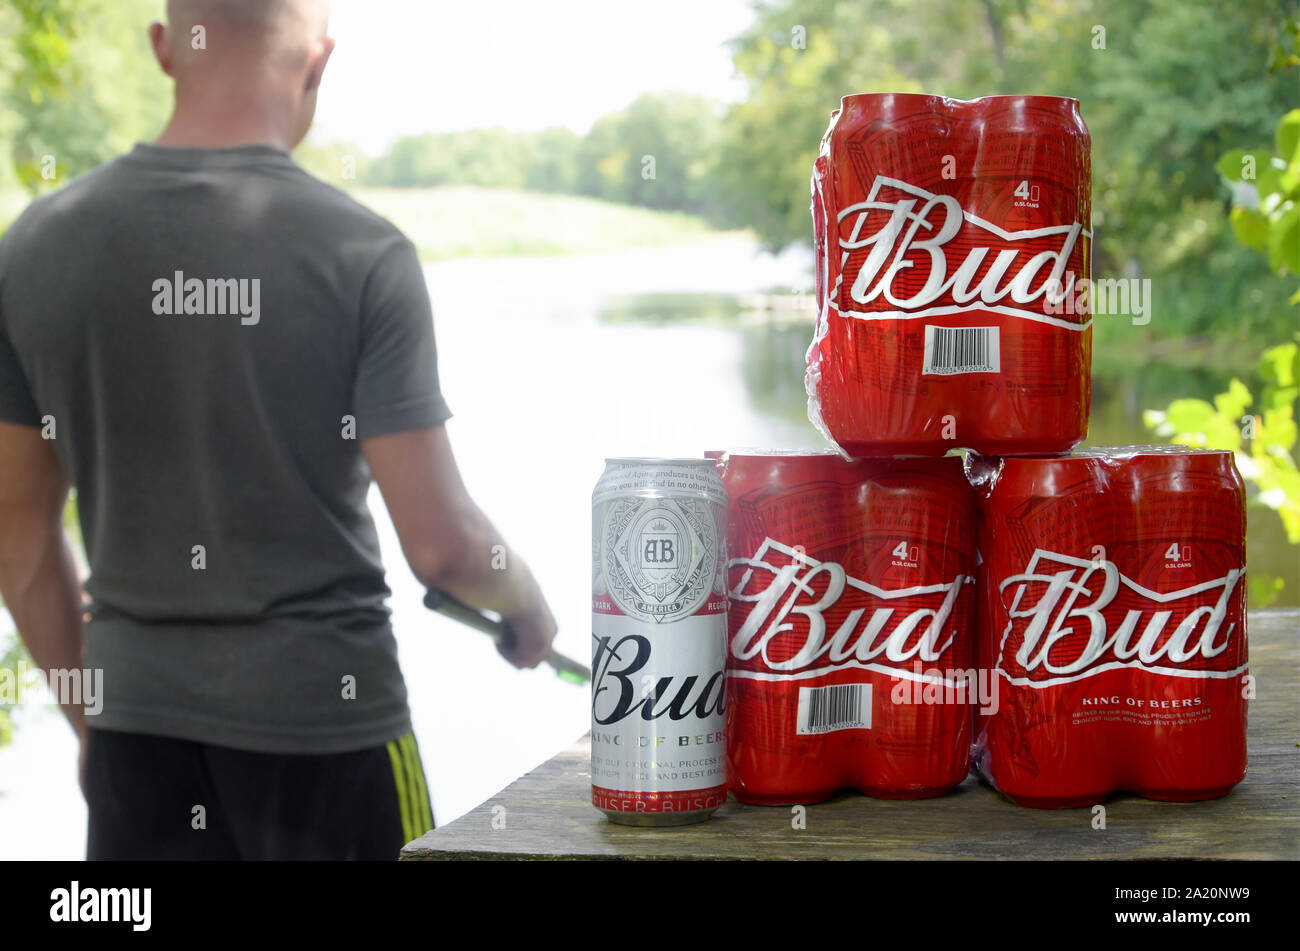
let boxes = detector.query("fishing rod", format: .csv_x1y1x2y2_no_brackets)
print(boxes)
422,588,590,685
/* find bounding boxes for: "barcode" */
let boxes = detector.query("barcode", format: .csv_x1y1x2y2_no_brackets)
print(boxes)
923,325,1000,375
796,683,872,735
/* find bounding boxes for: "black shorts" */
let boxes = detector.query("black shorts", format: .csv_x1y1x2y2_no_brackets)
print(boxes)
84,726,435,860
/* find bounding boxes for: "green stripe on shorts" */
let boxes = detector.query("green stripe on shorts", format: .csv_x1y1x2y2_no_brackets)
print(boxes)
386,738,414,843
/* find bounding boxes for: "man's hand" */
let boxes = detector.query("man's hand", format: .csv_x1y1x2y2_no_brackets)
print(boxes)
502,595,558,670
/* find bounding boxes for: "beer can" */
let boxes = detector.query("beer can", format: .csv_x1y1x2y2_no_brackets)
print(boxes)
591,458,729,825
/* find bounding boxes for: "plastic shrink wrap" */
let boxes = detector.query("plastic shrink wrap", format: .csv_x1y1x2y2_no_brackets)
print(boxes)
721,450,977,802
968,447,1249,807
807,93,1092,456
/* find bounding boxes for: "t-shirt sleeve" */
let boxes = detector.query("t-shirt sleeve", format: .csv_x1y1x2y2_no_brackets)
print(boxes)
0,306,42,428
353,236,452,439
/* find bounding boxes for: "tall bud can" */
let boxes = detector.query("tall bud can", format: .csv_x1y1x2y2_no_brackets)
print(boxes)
591,458,729,825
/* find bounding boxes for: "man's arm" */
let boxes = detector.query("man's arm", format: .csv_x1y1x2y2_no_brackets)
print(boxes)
363,424,556,669
0,421,85,743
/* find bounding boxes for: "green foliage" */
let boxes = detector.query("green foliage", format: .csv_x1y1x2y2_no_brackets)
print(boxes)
357,93,722,218
0,628,25,749
367,127,541,190
1,0,168,194
1216,107,1300,282
714,0,934,250
359,125,585,195
1267,13,1300,71
526,126,582,194
1145,338,1300,544
575,93,722,215
5,0,78,106
1145,97,1300,605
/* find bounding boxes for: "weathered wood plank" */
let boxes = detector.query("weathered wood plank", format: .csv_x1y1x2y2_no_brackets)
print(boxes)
402,609,1300,861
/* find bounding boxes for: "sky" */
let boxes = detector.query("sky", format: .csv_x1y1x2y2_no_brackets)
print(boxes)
312,0,758,153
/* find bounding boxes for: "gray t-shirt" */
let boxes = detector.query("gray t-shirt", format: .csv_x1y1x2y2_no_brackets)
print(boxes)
0,143,451,753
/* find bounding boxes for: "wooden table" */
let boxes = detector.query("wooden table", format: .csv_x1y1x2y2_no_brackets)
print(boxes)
402,609,1300,860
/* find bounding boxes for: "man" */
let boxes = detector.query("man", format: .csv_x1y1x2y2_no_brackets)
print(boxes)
0,0,557,860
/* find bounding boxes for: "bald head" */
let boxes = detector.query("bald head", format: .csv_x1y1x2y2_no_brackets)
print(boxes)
163,0,331,72
167,0,329,26
150,0,335,150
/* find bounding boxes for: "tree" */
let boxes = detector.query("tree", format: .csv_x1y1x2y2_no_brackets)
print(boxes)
575,93,722,215
713,0,988,250
1,0,168,195
366,128,540,190
525,126,582,194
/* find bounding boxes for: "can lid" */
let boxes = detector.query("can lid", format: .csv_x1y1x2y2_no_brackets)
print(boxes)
995,444,1234,461
604,457,719,466
719,447,844,458
838,92,1082,111
1069,444,1230,457
972,444,1241,498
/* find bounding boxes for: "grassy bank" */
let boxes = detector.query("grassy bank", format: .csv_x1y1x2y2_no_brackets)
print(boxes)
1,184,742,261
348,186,743,261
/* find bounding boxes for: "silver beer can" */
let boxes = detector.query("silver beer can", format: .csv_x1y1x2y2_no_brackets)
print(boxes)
590,458,729,825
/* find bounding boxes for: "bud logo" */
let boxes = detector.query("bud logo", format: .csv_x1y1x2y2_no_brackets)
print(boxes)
727,537,972,683
997,549,1247,686
591,633,727,726
833,175,1090,329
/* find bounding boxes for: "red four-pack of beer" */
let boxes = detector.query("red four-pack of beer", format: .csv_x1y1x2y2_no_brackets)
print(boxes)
807,93,1092,456
970,447,1249,807
721,451,977,803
